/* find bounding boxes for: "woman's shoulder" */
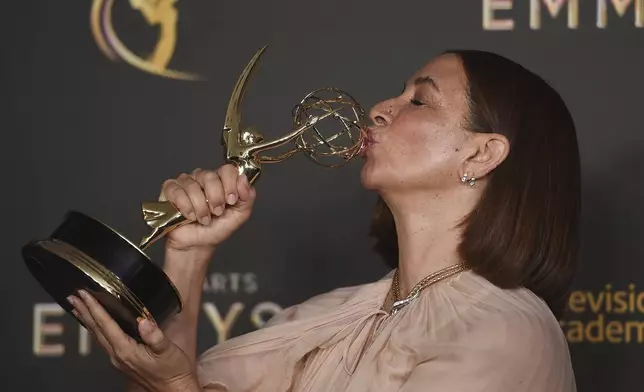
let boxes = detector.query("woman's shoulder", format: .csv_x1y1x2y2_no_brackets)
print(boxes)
398,273,575,391
443,270,568,350
264,275,391,328
450,270,557,314
265,286,361,326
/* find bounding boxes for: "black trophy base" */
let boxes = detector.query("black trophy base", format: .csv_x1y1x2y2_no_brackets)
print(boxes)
22,211,182,343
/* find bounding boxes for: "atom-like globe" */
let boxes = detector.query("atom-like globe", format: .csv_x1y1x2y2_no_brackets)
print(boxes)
291,88,367,167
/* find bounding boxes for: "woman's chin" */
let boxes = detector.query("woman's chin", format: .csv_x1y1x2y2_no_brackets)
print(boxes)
359,165,380,190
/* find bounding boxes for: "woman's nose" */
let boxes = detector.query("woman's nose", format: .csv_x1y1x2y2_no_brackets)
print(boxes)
368,100,395,127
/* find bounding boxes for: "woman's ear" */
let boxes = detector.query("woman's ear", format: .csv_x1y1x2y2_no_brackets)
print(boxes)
461,132,510,180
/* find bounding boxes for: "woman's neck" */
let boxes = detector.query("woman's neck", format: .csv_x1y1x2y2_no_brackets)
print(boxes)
385,189,476,297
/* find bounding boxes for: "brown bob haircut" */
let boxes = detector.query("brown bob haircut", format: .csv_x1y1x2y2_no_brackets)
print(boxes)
369,50,581,319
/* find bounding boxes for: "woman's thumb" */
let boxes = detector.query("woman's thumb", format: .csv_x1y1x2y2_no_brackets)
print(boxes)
234,174,257,211
138,319,171,354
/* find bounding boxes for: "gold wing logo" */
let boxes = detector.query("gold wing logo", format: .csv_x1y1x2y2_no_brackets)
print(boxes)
90,0,203,80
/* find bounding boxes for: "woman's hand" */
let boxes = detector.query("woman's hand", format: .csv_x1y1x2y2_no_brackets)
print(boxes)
68,290,201,392
160,164,257,252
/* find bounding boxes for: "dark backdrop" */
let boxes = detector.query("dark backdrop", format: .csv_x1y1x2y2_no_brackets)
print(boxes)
4,0,643,390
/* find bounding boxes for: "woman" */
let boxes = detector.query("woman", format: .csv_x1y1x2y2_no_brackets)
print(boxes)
68,49,581,391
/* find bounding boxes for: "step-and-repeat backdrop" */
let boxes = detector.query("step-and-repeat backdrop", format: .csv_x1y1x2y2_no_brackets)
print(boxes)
5,0,643,390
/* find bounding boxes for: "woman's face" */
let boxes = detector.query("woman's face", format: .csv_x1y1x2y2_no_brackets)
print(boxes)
360,54,475,195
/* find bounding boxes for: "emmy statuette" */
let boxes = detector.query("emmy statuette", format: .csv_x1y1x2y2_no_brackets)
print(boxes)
21,45,367,342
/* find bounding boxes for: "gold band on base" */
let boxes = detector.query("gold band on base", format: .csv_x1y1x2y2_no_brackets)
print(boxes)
37,239,155,324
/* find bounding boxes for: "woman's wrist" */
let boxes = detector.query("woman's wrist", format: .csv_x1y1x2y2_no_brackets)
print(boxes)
165,240,217,260
159,373,203,392
162,244,214,303
172,377,203,392
164,242,215,269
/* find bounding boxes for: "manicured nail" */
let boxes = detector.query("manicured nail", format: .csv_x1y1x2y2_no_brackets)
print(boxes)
78,290,88,299
139,319,154,334
67,296,75,305
227,193,237,205
201,215,211,225
213,206,223,216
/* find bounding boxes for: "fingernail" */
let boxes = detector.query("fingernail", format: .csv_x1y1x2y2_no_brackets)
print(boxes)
213,205,223,216
227,193,237,205
188,212,196,220
71,309,79,318
78,290,88,299
201,215,211,225
139,319,154,334
67,296,75,305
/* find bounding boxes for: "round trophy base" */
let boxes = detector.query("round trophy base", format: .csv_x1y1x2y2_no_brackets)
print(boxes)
22,211,183,343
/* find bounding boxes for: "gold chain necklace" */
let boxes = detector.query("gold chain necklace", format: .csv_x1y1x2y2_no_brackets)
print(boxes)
390,264,466,315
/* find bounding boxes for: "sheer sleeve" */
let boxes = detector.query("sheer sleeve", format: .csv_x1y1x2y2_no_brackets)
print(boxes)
399,310,576,392
195,283,378,392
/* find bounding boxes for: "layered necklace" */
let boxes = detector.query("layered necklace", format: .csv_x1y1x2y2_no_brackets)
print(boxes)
390,263,467,315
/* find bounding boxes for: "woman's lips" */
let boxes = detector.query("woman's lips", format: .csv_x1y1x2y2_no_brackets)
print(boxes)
358,127,377,157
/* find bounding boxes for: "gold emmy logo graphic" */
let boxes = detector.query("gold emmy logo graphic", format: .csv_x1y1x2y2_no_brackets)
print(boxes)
90,0,203,80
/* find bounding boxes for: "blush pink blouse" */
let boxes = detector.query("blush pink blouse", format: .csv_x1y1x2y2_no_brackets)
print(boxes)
196,270,576,391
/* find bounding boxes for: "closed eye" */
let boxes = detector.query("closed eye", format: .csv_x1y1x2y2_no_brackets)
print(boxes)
410,99,424,106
